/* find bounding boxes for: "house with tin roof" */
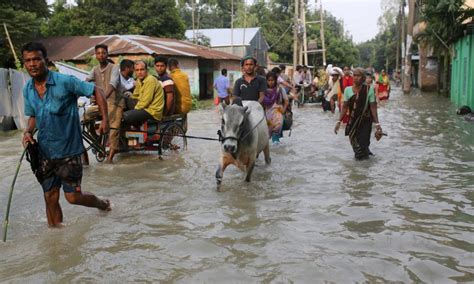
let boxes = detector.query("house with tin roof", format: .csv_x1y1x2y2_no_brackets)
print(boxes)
185,27,269,67
36,34,242,99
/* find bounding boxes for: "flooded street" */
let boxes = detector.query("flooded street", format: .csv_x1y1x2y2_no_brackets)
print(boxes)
1,88,473,282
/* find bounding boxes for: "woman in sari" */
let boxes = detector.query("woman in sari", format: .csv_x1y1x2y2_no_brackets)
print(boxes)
263,72,288,144
375,69,390,106
334,68,383,160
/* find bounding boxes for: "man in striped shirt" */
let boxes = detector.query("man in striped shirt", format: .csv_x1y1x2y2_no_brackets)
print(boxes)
154,56,175,116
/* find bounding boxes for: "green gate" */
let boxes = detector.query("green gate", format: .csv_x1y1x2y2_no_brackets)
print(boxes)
451,26,474,110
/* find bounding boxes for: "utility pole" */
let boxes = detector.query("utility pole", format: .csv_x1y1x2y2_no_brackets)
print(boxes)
395,3,401,72
3,23,19,66
303,0,326,67
302,1,308,66
293,0,299,73
320,0,326,67
231,0,234,54
401,0,405,84
243,3,246,46
403,0,414,93
191,0,196,43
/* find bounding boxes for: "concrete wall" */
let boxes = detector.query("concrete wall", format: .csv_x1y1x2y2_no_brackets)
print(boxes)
174,57,200,97
211,60,241,98
417,43,438,92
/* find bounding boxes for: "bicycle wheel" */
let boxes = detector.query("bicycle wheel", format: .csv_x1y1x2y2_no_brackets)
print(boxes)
94,133,108,162
160,123,187,154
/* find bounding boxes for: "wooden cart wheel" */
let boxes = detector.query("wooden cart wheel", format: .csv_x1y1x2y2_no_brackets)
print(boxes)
160,123,187,154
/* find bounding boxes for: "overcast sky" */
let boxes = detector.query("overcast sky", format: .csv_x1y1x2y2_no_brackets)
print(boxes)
309,0,383,43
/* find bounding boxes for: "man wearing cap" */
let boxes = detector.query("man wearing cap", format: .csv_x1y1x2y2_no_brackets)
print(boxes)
324,70,342,113
233,56,266,104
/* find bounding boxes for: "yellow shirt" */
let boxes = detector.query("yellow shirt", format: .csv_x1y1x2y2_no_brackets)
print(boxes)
170,68,192,114
132,75,164,120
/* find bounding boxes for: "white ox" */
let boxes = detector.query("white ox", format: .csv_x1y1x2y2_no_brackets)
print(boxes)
216,101,271,186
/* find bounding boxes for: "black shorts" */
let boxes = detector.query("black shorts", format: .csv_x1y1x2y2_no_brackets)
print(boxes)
37,155,83,193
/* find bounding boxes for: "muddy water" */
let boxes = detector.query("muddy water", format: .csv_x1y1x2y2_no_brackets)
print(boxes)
0,88,473,282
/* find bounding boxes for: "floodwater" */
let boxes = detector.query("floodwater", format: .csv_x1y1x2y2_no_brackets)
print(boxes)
0,88,473,283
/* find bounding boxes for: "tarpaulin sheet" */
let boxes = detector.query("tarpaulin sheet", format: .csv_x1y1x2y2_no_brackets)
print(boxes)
54,61,88,81
9,69,29,129
0,68,12,117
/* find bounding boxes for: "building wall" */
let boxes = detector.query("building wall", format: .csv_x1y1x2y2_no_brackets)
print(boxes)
212,46,246,58
417,44,438,92
211,31,269,67
451,32,474,109
211,60,241,98
247,30,268,67
173,57,200,96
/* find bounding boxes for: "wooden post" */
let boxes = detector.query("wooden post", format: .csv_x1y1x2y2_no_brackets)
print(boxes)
231,0,234,54
302,1,308,66
191,0,195,43
3,23,19,66
403,0,415,94
319,1,326,67
293,0,299,74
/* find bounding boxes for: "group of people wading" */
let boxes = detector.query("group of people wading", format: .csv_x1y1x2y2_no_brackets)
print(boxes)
219,59,387,160
18,39,387,227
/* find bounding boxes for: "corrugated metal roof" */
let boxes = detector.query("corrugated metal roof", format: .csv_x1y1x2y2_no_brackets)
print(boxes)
185,28,261,47
35,35,240,62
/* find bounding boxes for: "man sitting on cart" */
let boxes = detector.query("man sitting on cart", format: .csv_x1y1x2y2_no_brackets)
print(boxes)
123,60,164,127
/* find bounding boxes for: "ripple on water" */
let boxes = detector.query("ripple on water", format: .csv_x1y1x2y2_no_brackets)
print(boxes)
0,89,473,282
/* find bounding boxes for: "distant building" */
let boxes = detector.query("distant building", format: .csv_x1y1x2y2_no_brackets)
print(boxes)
36,35,241,99
185,28,270,67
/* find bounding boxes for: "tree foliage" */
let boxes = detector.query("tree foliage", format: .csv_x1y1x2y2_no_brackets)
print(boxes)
177,0,242,30
356,0,401,71
307,11,359,67
0,0,47,68
179,0,358,66
41,0,185,39
416,0,473,50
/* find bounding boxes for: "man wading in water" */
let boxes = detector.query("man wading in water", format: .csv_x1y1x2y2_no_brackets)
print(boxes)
233,56,266,105
21,42,111,227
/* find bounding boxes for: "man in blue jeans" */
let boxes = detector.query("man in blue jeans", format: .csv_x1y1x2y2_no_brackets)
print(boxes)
214,68,231,104
21,42,111,227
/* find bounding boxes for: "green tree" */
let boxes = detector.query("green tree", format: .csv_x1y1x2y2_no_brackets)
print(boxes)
356,0,402,71
0,0,47,68
178,0,243,30
306,10,359,67
42,0,185,38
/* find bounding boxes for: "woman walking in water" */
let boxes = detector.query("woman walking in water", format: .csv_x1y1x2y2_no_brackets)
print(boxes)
263,72,288,144
375,69,390,107
334,68,383,160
